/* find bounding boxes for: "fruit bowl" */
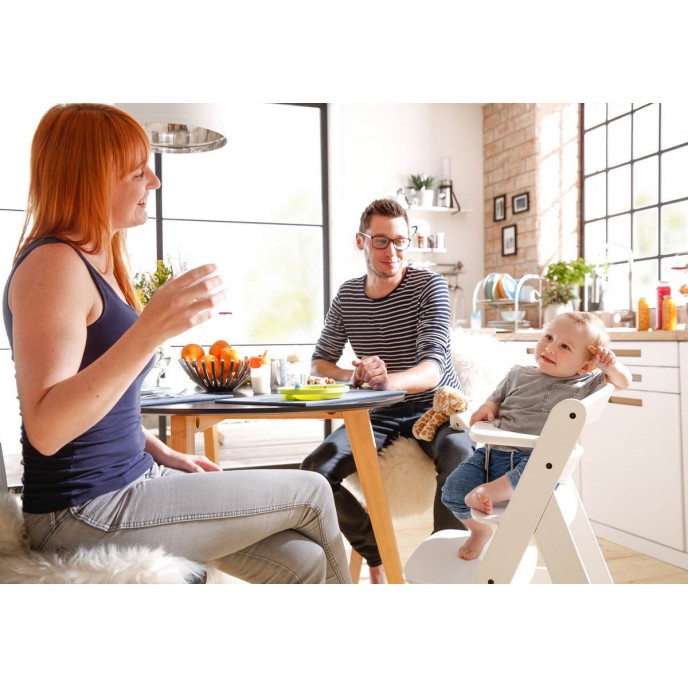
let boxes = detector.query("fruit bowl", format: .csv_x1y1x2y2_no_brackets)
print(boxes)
179,357,251,393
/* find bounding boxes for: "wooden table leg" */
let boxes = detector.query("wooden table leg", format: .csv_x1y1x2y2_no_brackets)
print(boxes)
169,415,198,455
343,409,404,584
203,425,220,464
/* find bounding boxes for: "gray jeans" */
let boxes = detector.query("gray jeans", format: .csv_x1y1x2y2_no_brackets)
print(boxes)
23,464,351,584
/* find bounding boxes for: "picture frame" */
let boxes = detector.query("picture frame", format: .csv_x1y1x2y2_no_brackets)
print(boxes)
502,224,517,256
512,191,529,214
493,194,506,222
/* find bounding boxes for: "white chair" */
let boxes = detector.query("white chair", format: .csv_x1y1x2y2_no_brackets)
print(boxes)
404,382,616,584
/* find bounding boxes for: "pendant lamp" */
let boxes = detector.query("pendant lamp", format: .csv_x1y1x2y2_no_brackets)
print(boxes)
115,103,226,154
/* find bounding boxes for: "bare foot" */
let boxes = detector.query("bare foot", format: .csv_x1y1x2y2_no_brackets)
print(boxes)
458,532,491,560
369,564,388,584
465,486,493,514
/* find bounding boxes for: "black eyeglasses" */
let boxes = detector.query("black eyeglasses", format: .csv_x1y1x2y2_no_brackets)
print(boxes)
357,232,411,250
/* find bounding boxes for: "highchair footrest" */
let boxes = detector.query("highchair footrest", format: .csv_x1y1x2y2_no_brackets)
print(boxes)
404,529,538,584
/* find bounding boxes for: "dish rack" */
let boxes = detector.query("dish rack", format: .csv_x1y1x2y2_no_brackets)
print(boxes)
471,273,542,332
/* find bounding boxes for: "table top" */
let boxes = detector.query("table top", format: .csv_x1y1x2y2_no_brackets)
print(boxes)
140,388,407,416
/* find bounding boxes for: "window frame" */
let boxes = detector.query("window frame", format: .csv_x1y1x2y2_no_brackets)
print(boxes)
580,103,688,311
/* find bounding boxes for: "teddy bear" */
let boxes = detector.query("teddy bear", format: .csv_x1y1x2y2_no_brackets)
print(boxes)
412,386,469,442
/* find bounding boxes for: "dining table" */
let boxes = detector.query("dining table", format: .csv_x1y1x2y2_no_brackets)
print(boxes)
141,387,408,584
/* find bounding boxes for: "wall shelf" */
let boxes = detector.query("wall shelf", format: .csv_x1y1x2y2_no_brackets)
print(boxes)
407,247,447,254
408,206,473,215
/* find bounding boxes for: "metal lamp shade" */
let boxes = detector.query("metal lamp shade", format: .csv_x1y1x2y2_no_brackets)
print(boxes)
115,103,226,154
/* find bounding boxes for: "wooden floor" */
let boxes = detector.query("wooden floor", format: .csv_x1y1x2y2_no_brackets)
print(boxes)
349,513,688,584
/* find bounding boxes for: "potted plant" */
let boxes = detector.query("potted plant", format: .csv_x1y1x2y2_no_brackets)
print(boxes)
409,173,436,207
541,257,594,322
133,258,174,306
134,259,175,386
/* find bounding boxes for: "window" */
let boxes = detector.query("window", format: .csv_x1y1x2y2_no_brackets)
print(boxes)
132,103,328,353
581,103,688,311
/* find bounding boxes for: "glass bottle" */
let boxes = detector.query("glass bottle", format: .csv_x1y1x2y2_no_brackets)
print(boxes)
637,297,650,331
662,296,677,331
656,282,671,329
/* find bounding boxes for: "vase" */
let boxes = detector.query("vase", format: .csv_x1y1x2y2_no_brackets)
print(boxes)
420,189,435,207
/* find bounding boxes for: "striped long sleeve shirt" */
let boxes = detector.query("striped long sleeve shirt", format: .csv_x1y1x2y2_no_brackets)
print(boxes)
312,267,460,407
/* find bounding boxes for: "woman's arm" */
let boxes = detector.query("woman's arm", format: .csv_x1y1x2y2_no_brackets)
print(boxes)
9,244,225,455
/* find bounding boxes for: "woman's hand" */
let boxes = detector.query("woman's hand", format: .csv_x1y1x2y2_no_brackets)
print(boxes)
143,428,221,473
136,264,228,346
155,451,222,473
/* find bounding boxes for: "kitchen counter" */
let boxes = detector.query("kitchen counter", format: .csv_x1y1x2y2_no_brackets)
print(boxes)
492,328,688,342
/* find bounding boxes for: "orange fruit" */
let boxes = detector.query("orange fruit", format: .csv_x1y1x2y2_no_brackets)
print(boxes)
181,343,204,362
197,354,219,380
250,349,270,368
209,339,231,359
218,347,242,381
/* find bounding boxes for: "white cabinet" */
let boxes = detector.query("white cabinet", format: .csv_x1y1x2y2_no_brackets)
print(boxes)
580,389,684,551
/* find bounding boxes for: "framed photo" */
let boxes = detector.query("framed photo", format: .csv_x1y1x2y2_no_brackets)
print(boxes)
512,191,529,214
502,224,517,256
493,194,506,222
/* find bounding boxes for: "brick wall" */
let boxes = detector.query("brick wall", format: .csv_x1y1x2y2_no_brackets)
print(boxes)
483,102,580,278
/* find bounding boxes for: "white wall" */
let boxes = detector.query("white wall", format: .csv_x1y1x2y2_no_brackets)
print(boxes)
327,103,484,318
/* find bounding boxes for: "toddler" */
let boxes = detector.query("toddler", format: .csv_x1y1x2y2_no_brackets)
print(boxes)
441,312,631,560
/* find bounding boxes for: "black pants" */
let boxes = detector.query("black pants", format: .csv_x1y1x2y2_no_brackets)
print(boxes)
300,402,474,567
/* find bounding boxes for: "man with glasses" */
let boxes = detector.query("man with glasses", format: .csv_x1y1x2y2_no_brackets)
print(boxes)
301,198,472,583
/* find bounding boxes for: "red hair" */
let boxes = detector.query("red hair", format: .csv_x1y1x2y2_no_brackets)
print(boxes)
16,103,151,312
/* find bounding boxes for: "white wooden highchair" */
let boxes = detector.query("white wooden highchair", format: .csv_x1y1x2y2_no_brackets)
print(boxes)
404,382,616,584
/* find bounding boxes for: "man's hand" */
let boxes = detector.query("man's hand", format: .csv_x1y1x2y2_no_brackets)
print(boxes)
352,355,389,390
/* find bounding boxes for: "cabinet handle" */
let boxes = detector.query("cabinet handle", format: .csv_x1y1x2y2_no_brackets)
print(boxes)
611,348,642,358
631,373,642,383
526,347,535,354
609,395,642,407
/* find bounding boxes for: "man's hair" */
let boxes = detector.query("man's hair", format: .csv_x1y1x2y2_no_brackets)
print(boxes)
559,311,611,352
358,198,409,234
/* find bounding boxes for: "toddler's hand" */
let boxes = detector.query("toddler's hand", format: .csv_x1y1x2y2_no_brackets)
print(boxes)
470,407,495,425
588,345,616,371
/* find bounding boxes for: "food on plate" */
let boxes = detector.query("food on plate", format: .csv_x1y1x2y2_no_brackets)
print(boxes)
680,284,688,295
307,375,336,385
181,343,204,362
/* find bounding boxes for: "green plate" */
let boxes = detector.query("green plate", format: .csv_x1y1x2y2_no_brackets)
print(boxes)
278,384,348,401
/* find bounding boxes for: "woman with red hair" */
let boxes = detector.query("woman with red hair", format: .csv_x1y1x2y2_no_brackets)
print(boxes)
2,103,350,584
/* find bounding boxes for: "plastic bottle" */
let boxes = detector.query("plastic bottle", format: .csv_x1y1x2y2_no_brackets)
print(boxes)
662,296,677,331
656,282,671,329
637,297,650,331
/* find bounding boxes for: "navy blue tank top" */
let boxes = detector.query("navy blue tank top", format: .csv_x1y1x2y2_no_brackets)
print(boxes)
2,237,154,513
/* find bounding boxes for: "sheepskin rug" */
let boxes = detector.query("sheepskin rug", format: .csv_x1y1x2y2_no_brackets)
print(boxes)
344,330,518,521
0,492,206,584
